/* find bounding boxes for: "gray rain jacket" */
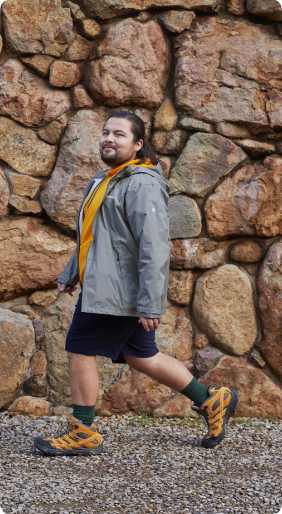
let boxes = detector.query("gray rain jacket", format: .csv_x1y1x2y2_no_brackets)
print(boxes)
58,161,171,318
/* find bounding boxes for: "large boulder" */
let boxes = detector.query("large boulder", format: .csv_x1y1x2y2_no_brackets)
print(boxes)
170,238,230,269
155,301,193,365
84,19,169,109
201,356,282,419
193,265,257,355
0,217,76,300
169,134,247,197
174,17,282,132
40,108,110,231
247,0,282,20
205,155,282,240
0,117,57,178
0,309,35,408
0,60,71,127
258,241,282,381
2,0,74,56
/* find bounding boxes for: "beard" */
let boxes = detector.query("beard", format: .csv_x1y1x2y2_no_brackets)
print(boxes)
100,147,121,166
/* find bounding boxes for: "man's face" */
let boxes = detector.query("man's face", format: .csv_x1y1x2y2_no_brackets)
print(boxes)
99,117,143,167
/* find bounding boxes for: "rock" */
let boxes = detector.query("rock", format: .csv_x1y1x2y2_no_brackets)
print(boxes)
50,61,80,88
154,100,177,132
156,155,171,180
215,122,251,139
40,108,110,231
201,356,282,419
0,167,9,219
84,19,169,109
80,19,101,39
32,320,45,342
65,1,85,20
227,0,245,14
22,376,48,397
9,196,42,215
153,394,194,418
179,117,213,133
0,36,2,55
249,349,266,369
29,290,58,307
193,333,209,349
77,0,222,19
193,265,257,356
72,85,94,109
30,351,48,376
169,134,247,197
167,270,194,306
159,10,195,33
2,0,74,56
8,174,41,199
266,89,282,129
258,241,282,380
247,0,282,20
230,241,263,263
235,139,276,157
132,108,152,139
170,238,230,269
169,196,201,239
151,130,187,155
0,59,71,127
194,348,223,376
0,309,35,408
205,155,282,240
21,55,54,77
0,119,57,178
38,115,68,145
64,35,92,61
174,17,280,131
8,396,50,416
53,405,73,417
9,305,38,321
0,217,76,300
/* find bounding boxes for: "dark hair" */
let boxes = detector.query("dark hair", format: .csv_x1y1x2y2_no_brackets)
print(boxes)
107,111,158,165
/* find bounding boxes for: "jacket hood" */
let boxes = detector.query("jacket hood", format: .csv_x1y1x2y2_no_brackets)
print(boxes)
124,160,171,194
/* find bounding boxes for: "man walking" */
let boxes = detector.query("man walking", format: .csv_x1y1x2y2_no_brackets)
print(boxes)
35,111,238,455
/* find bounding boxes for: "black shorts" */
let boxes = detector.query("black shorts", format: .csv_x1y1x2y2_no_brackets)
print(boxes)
65,291,159,364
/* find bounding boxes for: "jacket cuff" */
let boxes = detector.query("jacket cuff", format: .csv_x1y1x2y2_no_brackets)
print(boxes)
137,312,162,318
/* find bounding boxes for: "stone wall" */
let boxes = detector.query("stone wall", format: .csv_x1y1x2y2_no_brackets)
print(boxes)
0,0,282,419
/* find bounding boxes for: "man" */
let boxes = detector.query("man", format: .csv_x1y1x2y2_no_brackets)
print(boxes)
35,111,238,455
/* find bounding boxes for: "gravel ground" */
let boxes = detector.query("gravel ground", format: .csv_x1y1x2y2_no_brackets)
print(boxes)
0,412,281,514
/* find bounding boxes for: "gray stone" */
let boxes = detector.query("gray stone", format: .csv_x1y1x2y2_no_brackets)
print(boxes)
194,348,223,376
32,320,45,342
169,196,201,239
179,118,213,133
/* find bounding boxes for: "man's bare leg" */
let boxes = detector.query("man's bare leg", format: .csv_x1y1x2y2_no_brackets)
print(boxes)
68,352,99,406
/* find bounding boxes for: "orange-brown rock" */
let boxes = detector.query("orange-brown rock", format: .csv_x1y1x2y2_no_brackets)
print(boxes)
0,166,9,219
41,108,110,231
155,155,171,180
247,0,282,20
155,301,193,365
0,59,71,127
72,85,94,109
159,10,195,33
8,174,41,199
21,55,54,77
170,238,230,269
258,241,282,381
230,241,263,263
2,0,74,56
84,19,169,109
8,396,50,416
205,156,282,240
235,139,276,157
29,290,58,307
168,270,194,306
50,61,80,88
151,130,187,155
153,394,194,418
154,100,177,132
227,0,245,14
9,196,42,215
266,89,282,129
169,133,247,197
193,333,209,349
30,351,48,376
174,17,282,131
80,19,101,39
215,122,251,139
249,349,266,369
64,35,92,61
0,217,76,300
169,196,202,239
0,117,57,177
193,265,257,355
201,356,282,418
38,115,68,145
65,1,85,20
0,308,35,408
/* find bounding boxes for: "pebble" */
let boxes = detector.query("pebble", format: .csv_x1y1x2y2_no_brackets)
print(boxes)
0,414,281,513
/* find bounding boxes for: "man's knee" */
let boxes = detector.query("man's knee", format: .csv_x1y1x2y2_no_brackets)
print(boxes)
124,354,158,373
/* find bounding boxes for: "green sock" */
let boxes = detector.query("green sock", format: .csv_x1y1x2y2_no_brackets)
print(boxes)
73,404,95,426
181,377,210,407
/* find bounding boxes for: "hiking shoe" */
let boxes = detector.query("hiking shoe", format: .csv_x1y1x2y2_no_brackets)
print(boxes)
34,414,103,456
192,386,239,449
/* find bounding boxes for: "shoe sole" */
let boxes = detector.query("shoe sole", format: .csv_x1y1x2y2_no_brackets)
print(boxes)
34,439,103,457
201,388,239,449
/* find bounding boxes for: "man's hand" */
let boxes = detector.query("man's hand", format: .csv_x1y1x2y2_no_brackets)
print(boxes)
58,282,77,297
138,316,162,331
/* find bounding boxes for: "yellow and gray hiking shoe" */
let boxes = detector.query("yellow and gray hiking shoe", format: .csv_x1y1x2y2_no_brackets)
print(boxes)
34,414,103,456
192,386,239,449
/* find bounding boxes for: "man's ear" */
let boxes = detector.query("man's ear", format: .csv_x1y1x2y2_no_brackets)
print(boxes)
135,139,143,152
